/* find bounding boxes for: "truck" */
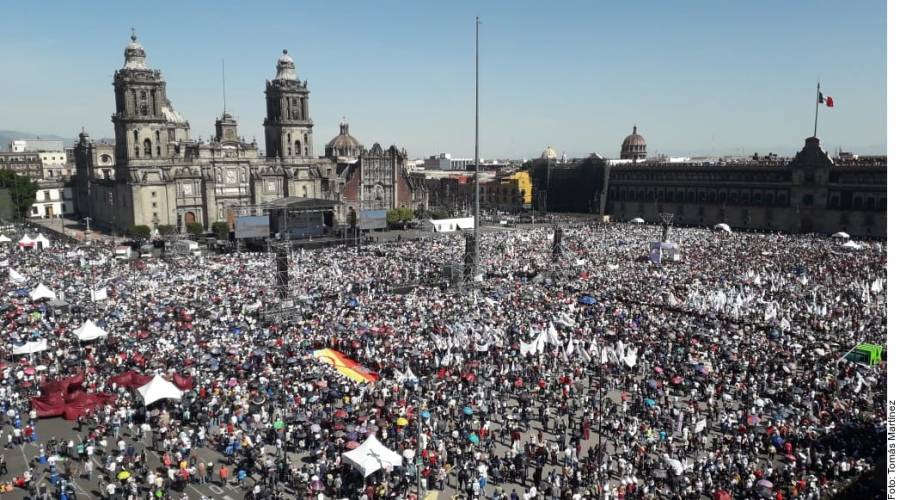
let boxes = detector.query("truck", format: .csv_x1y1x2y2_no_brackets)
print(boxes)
173,240,201,256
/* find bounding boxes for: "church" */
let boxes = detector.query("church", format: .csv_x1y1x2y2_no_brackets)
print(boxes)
74,32,427,234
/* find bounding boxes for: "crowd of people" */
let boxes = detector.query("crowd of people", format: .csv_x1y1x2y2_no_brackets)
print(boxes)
0,220,887,499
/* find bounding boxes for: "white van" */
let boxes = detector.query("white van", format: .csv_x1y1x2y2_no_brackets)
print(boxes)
114,246,132,260
173,240,201,256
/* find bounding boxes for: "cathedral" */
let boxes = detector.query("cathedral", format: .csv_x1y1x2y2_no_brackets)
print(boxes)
74,32,427,234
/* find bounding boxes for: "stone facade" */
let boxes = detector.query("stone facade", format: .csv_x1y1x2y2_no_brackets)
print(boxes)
602,137,886,237
73,32,426,234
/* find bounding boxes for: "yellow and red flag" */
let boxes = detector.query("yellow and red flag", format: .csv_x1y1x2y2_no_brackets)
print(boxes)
314,348,379,384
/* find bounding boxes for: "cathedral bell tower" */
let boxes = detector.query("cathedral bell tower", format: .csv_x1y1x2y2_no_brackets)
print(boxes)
263,49,314,159
112,30,184,165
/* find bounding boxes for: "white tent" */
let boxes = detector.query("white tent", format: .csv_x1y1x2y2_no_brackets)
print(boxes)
12,339,48,355
18,235,34,247
713,223,732,233
831,231,850,239
841,240,864,250
0,234,11,243
428,217,475,233
29,284,56,301
136,374,184,406
73,320,108,341
629,217,645,224
34,234,51,248
9,268,26,284
341,435,403,478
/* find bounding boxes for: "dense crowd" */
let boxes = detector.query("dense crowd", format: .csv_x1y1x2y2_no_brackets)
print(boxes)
0,221,887,499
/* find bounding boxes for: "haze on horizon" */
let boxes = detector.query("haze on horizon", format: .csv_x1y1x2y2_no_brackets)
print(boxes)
0,0,886,159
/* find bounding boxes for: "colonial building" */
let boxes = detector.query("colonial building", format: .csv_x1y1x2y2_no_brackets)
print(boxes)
74,32,426,234
532,132,886,237
606,137,886,236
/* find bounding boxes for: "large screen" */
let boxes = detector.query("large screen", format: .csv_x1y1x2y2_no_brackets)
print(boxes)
359,209,387,230
235,215,270,239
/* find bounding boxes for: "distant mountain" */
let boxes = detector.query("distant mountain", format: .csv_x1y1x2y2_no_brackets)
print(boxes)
0,130,71,151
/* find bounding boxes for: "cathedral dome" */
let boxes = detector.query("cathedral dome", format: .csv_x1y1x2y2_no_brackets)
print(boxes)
325,119,363,159
620,125,647,160
540,146,557,160
123,30,148,70
275,49,298,81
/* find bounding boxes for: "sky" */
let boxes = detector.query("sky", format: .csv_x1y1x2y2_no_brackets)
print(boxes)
0,0,886,159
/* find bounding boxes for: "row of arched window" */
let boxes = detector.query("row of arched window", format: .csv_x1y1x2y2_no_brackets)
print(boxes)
608,187,790,207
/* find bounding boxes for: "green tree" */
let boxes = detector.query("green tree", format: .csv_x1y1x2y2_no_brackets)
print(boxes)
127,224,151,239
414,205,428,220
211,221,230,240
186,222,205,235
157,224,176,236
0,170,39,219
386,209,401,226
397,207,414,222
429,208,450,220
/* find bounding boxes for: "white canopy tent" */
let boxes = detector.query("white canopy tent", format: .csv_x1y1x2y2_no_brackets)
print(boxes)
30,284,57,301
842,240,864,250
33,234,51,248
341,435,403,478
713,223,732,233
0,234,11,243
12,339,48,355
831,231,850,239
136,375,184,406
73,320,108,341
17,235,34,247
628,217,645,224
428,217,475,233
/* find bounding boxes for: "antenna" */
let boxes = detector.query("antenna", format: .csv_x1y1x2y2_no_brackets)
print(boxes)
221,59,227,115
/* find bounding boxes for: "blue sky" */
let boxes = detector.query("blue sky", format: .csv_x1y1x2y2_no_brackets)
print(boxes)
0,0,886,158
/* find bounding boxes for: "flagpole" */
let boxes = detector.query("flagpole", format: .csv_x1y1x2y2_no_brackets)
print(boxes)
473,16,480,278
813,81,820,138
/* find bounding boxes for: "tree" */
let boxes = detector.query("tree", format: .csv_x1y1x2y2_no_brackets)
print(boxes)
0,170,38,219
211,221,230,240
186,222,205,235
127,224,151,239
157,224,176,236
397,207,414,222
386,209,401,226
414,205,428,220
429,208,450,220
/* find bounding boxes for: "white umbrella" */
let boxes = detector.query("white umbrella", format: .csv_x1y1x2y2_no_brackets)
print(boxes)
713,223,732,233
29,284,57,301
831,231,850,239
73,320,108,341
841,241,863,250
629,217,645,224
136,374,184,406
